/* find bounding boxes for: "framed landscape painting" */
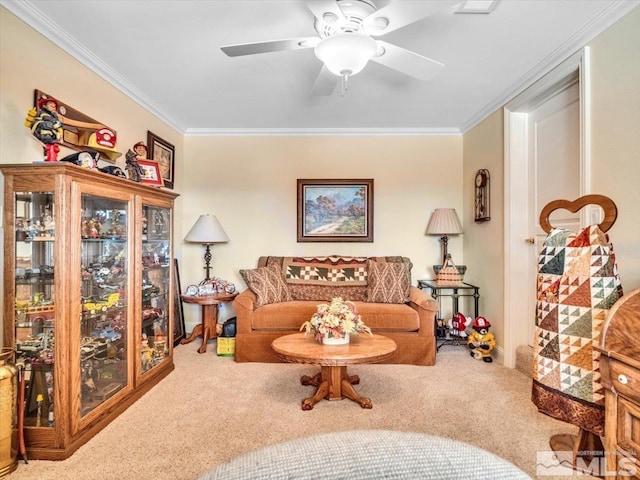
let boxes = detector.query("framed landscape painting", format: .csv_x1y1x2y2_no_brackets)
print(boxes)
297,179,373,242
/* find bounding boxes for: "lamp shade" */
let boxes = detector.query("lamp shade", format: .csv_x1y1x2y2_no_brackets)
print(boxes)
184,215,229,244
314,33,377,76
425,208,463,235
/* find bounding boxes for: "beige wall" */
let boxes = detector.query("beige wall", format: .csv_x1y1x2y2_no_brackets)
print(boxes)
462,110,505,348
180,136,463,328
589,6,640,289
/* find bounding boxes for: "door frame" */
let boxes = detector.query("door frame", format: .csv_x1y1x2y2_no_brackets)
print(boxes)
502,47,591,368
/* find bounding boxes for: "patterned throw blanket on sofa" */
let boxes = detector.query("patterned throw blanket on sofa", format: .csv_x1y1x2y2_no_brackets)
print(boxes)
262,255,408,302
283,256,369,286
532,225,623,435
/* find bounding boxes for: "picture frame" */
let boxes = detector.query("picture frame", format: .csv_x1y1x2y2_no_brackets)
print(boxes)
173,259,186,347
147,131,175,189
136,159,165,187
297,179,374,242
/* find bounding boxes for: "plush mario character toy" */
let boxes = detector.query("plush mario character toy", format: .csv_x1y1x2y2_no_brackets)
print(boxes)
468,316,496,363
449,312,471,338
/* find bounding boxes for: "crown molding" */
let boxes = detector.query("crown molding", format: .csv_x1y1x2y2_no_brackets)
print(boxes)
1,0,186,133
459,0,640,134
4,0,637,137
184,127,461,137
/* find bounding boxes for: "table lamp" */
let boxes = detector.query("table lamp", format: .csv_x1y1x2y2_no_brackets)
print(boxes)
184,214,229,283
425,208,463,264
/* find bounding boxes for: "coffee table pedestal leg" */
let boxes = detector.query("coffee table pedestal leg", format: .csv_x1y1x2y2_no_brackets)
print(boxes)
300,366,372,410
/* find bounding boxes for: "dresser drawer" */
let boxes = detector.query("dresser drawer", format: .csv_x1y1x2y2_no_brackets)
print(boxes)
609,360,640,404
616,397,640,479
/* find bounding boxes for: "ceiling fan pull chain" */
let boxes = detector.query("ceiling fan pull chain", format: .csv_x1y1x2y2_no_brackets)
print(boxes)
341,73,349,97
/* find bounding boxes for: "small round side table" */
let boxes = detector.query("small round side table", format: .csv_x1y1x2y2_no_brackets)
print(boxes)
180,292,237,353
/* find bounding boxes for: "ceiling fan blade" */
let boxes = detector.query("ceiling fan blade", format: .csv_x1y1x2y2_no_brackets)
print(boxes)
310,65,338,96
307,0,345,24
371,41,444,82
364,0,460,36
221,37,318,57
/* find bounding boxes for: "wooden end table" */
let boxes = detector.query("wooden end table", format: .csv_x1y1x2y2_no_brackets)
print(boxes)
271,333,396,410
180,292,237,353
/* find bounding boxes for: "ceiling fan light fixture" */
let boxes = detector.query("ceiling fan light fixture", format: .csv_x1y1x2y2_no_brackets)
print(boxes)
314,33,377,77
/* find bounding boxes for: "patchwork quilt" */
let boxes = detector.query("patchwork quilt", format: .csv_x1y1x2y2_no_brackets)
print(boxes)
531,225,623,435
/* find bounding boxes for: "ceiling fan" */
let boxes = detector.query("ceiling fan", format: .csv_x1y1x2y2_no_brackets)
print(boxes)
221,0,459,95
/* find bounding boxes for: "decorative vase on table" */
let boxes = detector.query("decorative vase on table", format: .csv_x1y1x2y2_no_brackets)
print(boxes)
322,332,350,345
300,297,372,345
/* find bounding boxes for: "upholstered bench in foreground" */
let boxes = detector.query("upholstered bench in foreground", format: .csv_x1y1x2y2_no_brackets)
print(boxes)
199,430,531,479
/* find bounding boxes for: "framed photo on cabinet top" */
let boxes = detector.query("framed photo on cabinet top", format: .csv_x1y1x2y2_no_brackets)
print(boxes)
137,159,165,187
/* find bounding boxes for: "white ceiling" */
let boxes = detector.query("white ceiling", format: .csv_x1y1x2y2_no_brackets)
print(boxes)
3,0,638,134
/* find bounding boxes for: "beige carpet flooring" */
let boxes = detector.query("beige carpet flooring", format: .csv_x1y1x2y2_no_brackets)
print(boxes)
6,340,594,480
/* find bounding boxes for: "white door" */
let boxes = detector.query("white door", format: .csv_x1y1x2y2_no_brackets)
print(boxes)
503,49,590,368
525,81,581,344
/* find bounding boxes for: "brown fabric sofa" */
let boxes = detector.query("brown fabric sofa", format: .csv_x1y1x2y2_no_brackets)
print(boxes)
233,255,438,366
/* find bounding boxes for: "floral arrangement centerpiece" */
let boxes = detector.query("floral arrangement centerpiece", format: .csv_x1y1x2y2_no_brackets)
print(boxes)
300,297,372,345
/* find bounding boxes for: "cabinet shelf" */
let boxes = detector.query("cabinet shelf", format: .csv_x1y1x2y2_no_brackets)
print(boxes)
19,237,56,242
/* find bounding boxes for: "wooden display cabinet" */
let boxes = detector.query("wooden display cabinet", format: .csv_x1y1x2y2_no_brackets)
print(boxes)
596,288,640,479
1,163,179,460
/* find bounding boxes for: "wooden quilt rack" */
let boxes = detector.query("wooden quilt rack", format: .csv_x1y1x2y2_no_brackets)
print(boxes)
539,193,617,234
538,193,618,478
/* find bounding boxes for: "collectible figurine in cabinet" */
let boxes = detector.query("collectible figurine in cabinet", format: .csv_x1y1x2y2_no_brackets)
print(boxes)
154,210,166,235
141,334,154,372
81,360,98,399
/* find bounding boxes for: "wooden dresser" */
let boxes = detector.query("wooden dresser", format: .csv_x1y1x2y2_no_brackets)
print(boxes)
596,288,640,479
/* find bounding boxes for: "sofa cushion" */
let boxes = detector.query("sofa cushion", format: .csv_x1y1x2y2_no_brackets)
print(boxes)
239,264,292,308
366,259,412,304
251,301,420,332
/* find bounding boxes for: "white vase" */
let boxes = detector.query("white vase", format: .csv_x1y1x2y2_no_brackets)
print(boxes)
322,332,350,345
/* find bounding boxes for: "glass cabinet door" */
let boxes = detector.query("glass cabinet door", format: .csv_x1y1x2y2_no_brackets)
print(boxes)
14,192,56,427
79,194,129,416
140,204,171,373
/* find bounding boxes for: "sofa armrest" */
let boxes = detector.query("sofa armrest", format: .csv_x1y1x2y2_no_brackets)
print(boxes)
408,286,437,337
233,288,257,334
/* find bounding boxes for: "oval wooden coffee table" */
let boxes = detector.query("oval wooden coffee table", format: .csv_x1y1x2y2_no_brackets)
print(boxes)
272,333,396,410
